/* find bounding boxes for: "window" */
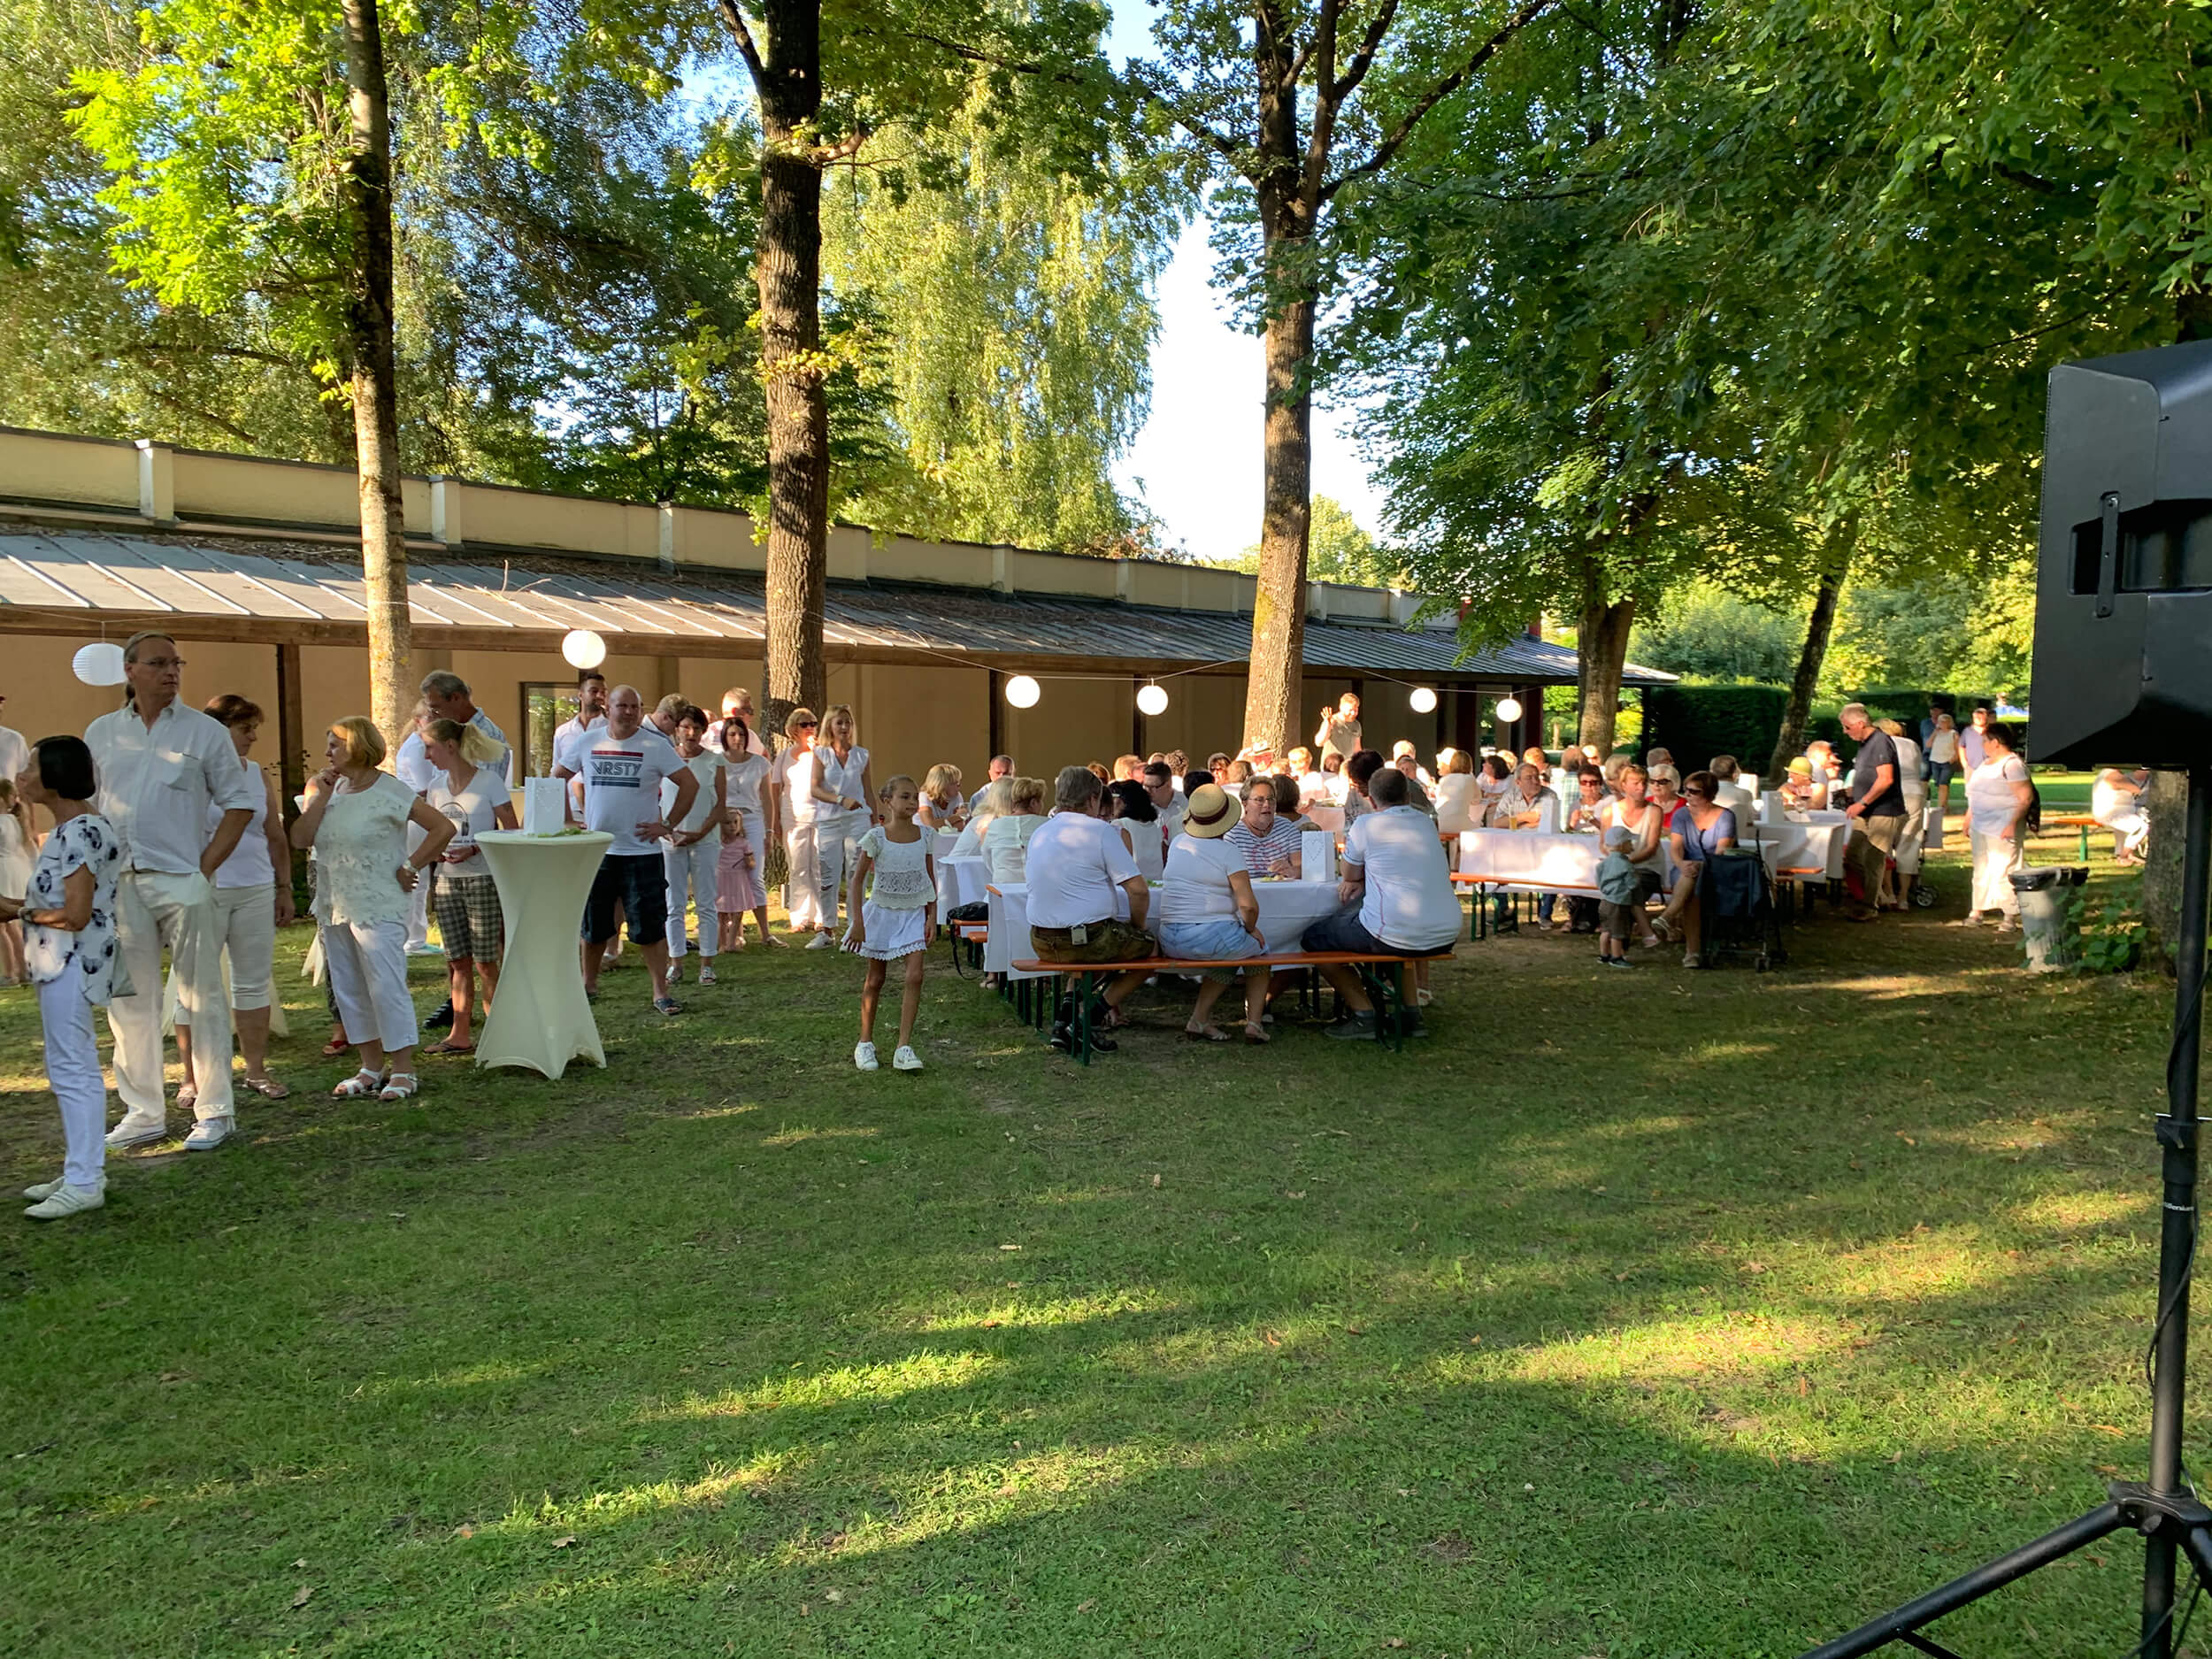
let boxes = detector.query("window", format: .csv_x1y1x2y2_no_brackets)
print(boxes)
522,682,581,777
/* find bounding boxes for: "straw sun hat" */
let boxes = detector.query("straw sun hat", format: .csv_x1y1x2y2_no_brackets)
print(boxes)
1182,783,1240,839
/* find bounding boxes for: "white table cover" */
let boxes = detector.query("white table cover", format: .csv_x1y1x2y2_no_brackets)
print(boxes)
473,830,611,1079
987,878,1350,972
1457,830,1601,893
940,853,990,912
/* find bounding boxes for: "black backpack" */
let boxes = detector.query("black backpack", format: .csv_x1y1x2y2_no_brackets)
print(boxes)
2024,776,2043,834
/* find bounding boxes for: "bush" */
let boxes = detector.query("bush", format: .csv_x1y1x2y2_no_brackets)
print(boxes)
1644,685,2028,772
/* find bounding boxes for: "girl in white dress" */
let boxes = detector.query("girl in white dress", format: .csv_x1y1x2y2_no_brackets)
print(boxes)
0,777,30,986
844,776,935,1073
715,714,784,949
810,703,875,941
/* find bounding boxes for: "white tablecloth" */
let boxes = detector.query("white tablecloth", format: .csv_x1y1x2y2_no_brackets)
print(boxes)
1456,830,1601,893
985,878,1348,975
941,853,990,912
1737,812,1851,879
474,830,611,1079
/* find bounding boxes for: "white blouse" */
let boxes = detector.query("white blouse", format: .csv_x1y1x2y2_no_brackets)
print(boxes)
311,772,419,926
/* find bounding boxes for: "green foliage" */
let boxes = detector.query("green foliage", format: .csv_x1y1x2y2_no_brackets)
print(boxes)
1640,686,1791,772
1229,496,1404,588
2064,888,2147,974
1630,585,1804,686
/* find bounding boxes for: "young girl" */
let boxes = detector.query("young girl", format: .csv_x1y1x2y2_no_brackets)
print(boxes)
845,775,935,1073
715,714,784,950
917,764,966,832
0,777,31,987
663,705,726,986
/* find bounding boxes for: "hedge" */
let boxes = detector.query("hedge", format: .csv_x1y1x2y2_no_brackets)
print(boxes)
1640,685,2030,771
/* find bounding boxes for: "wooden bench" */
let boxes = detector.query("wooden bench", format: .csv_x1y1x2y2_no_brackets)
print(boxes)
2027,813,2102,862
1010,949,1452,1063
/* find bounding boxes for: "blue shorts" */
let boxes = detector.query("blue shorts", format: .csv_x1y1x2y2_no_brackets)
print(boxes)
1158,918,1264,979
1929,761,1956,787
583,852,670,946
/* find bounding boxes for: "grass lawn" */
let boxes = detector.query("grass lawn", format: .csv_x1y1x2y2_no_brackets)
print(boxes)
0,836,2196,1657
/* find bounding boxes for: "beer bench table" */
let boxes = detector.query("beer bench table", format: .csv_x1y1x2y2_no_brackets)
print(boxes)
1010,949,1453,1064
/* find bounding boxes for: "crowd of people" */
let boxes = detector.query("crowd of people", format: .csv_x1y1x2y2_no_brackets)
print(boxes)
0,649,2124,1214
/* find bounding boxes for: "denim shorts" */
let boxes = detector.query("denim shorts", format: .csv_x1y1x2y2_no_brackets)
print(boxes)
1158,918,1265,979
583,852,670,946
1929,761,1956,787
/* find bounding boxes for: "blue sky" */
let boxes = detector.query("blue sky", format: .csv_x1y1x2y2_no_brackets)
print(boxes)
1102,7,1392,562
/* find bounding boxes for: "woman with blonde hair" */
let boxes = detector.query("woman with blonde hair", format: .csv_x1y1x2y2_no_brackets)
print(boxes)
950,777,1015,860
292,717,454,1100
1432,748,1479,835
918,763,966,831
981,776,1048,887
809,703,875,938
770,707,825,941
421,714,517,1052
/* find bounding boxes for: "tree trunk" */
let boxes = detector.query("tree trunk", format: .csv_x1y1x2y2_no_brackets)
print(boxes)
1244,275,1315,756
751,2,829,736
340,0,410,758
1575,587,1635,755
1768,516,1856,780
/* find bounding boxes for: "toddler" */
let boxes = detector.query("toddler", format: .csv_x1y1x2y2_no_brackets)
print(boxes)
846,776,936,1071
1595,826,1640,970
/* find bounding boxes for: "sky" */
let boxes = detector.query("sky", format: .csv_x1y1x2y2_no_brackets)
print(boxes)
1102,9,1392,563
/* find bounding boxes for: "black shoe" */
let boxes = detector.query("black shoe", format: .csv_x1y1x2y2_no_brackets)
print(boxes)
1326,1011,1380,1041
425,999,455,1029
1050,1023,1117,1055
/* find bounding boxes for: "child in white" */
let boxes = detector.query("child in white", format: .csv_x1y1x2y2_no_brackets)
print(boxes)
845,775,935,1073
663,707,727,985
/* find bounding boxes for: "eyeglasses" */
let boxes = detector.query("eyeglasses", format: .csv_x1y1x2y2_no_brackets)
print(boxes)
135,657,186,671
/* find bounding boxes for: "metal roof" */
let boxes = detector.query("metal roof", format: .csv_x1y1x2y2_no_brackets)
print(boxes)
0,528,1676,687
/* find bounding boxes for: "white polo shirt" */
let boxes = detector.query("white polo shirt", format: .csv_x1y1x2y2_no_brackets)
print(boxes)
1024,811,1140,929
86,697,262,875
1343,804,1461,952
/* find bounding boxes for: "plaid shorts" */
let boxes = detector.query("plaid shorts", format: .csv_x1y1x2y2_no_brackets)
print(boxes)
433,868,503,960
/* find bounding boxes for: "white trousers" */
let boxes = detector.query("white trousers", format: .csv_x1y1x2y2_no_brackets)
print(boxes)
404,821,431,949
784,819,823,929
1970,829,2024,917
184,881,277,1012
2103,810,2150,854
664,841,719,959
323,917,418,1052
41,973,106,1187
109,869,232,1123
816,810,868,930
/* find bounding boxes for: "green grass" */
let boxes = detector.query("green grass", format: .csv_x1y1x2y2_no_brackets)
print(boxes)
0,841,2196,1657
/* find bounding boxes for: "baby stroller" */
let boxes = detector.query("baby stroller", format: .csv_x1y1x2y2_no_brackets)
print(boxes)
1703,850,1786,971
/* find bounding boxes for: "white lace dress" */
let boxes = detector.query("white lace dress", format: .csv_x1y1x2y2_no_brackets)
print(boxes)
844,826,933,960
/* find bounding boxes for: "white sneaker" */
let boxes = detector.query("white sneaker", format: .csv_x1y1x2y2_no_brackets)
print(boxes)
105,1114,167,1150
854,1041,879,1071
892,1045,924,1072
807,932,835,950
697,963,716,986
26,1182,104,1220
182,1117,234,1152
23,1175,65,1202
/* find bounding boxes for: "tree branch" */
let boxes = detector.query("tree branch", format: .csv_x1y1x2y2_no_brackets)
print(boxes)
1123,66,1248,165
714,0,766,86
1329,0,1401,105
1322,0,1560,203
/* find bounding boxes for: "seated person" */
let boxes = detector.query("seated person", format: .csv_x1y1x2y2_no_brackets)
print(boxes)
1142,759,1187,840
1474,753,1513,813
1301,768,1461,1034
1432,749,1479,834
1801,741,1839,808
1222,758,1255,799
1341,749,1386,826
1158,783,1272,1043
949,778,1013,859
1271,772,1322,833
980,775,1048,886
1779,757,1822,813
1025,766,1156,1052
2093,767,2150,864
1644,746,1673,772
1391,740,1435,790
1105,778,1166,882
1394,754,1439,818
1225,774,1303,877
1663,769,1739,969
1565,766,1609,833
1708,755,1755,818
1481,761,1561,933
1182,767,1217,801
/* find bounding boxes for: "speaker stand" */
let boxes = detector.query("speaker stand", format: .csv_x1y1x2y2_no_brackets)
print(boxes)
1798,764,2211,1659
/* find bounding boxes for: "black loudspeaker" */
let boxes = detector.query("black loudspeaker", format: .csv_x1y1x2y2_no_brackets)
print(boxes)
2033,340,2212,768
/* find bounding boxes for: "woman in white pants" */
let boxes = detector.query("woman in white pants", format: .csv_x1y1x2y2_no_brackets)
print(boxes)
175,694,294,1102
664,704,727,985
293,717,453,1101
1957,722,2033,933
8,736,124,1219
776,708,825,940
810,703,876,941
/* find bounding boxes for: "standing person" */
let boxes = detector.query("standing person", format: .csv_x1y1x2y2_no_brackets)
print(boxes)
1957,704,1994,775
845,776,936,1072
648,692,688,747
1300,767,1460,1033
88,631,259,1151
771,708,824,940
406,672,511,983
0,691,27,808
420,717,516,1054
1924,710,1960,849
1594,827,1641,970
663,706,727,987
1158,782,1272,1043
1313,692,1363,764
1838,703,1906,924
1879,718,1927,909
569,687,697,1010
292,717,455,1100
1225,775,1302,877
394,703,440,956
706,687,769,757
714,712,783,950
8,737,123,1217
1664,771,1739,969
810,704,876,941
0,777,29,986
173,695,294,1103
553,669,608,756
1025,765,1158,1054
1956,722,2033,933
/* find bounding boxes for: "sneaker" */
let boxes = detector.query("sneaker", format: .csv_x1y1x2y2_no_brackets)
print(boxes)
1601,956,1634,970
26,1182,104,1220
1326,1011,1381,1041
892,1045,924,1071
697,964,716,986
806,932,835,950
855,1041,879,1071
182,1117,234,1152
665,962,684,986
105,1114,168,1150
425,999,456,1030
23,1175,65,1202
652,995,681,1017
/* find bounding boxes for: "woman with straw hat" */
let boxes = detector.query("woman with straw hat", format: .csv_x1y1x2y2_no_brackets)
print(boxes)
1156,782,1271,1044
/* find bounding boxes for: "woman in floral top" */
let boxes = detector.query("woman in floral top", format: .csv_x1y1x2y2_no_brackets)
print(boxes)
3,736,123,1219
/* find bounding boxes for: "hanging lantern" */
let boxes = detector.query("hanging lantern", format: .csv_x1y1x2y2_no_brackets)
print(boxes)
1409,686,1438,714
561,628,608,670
1004,674,1041,709
73,641,127,686
1494,695,1524,724
1136,681,1170,717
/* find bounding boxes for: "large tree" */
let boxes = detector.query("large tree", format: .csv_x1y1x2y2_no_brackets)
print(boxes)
1121,0,1559,754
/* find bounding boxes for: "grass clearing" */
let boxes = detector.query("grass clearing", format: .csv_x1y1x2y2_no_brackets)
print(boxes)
0,841,2196,1657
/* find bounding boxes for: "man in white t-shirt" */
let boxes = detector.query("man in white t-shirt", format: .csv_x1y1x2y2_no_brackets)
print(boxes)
553,670,609,757
1302,768,1458,1039
567,686,696,1012
1958,704,1993,773
1024,765,1156,1052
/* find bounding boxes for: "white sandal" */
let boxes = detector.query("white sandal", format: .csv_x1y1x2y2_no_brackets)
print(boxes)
332,1069,386,1100
378,1072,420,1102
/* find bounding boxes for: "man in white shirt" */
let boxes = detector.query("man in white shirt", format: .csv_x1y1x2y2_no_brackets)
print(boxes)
1142,759,1186,840
704,687,768,758
1958,704,1993,773
1024,765,1156,1053
1302,768,1459,1039
568,686,696,1012
554,670,609,755
88,631,261,1149
988,754,1015,782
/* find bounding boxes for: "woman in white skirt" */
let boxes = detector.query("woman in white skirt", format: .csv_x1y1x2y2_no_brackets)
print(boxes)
6,736,124,1219
293,717,454,1100
774,708,826,941
715,713,782,950
843,776,934,1073
1957,722,2034,933
174,694,294,1102
663,704,727,986
810,703,876,939
0,775,31,986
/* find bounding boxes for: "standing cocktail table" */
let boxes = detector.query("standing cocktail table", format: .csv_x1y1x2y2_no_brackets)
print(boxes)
473,829,611,1079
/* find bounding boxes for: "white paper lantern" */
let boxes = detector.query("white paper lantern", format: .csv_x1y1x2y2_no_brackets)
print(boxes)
561,628,608,670
1136,681,1170,717
73,641,127,686
1494,695,1524,724
1409,686,1438,714
1004,674,1041,709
